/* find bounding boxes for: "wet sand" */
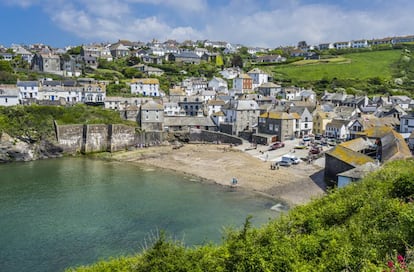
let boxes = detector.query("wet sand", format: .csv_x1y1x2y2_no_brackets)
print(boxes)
108,143,327,207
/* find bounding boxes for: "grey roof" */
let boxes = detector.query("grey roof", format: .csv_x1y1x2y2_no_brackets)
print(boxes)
258,82,280,88
326,119,350,129
175,51,200,59
17,81,38,87
236,100,259,110
0,87,19,97
141,100,163,110
337,162,379,179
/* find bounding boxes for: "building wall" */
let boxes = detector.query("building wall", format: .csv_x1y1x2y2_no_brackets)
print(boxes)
324,153,354,186
189,129,243,145
0,96,19,106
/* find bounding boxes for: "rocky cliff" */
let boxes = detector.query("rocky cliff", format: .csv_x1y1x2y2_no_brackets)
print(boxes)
0,133,63,163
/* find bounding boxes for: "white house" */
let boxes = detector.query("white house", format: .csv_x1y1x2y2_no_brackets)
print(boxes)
130,78,160,97
181,77,208,96
208,77,228,92
82,83,106,104
334,41,351,49
163,102,184,116
247,68,268,89
39,86,82,103
199,89,216,103
219,67,240,80
291,107,313,137
17,81,39,103
325,119,349,139
207,99,225,117
351,39,369,48
0,85,19,106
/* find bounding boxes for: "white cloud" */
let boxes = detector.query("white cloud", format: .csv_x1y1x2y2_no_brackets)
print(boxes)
4,0,414,47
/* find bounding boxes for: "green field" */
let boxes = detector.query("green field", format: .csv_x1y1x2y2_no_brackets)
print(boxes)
268,50,402,82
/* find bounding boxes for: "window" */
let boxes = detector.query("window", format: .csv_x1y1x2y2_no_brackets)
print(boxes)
269,124,273,131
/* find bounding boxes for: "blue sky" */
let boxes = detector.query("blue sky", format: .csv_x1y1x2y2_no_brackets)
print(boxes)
1,0,414,48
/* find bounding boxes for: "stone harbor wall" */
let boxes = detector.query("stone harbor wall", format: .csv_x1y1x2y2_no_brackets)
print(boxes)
189,129,243,145
83,124,109,153
55,124,84,153
56,124,169,153
108,124,137,152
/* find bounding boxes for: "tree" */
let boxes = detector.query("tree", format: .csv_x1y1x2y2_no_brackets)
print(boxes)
0,60,13,73
67,46,82,55
231,55,243,68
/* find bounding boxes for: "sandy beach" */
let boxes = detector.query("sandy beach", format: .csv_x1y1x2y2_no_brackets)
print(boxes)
107,142,327,207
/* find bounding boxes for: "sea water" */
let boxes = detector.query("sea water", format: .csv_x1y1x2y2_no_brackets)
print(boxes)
0,157,283,271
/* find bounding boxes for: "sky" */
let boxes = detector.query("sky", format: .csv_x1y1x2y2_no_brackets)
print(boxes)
1,0,414,48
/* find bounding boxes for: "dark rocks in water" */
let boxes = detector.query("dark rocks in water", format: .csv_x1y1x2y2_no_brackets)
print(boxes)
0,133,63,163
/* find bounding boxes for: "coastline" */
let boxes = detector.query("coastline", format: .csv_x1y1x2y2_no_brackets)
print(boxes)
107,143,327,207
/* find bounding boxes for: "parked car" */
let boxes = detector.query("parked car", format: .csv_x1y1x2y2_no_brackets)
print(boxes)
303,135,311,142
268,141,285,150
309,147,321,155
327,139,337,146
315,134,322,140
294,144,308,149
277,160,292,167
281,155,301,164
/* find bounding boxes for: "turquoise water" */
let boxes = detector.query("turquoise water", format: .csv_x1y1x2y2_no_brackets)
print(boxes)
0,158,282,271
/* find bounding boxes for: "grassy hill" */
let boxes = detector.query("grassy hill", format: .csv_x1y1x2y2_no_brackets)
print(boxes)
267,50,402,83
70,159,414,272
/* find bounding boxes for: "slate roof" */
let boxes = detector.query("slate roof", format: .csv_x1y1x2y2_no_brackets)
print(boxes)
337,162,379,179
207,99,225,106
0,86,19,97
326,119,349,129
340,137,372,152
17,81,38,87
257,82,280,88
175,51,200,59
141,100,163,110
326,145,375,167
236,100,258,110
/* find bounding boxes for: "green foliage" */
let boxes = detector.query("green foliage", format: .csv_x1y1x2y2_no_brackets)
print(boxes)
0,60,14,73
70,159,414,272
67,46,82,55
106,82,130,96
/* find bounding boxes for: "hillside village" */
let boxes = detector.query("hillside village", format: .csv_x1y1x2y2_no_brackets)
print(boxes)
1,35,414,187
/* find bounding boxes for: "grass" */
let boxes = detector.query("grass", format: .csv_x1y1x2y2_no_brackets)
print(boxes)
267,50,402,82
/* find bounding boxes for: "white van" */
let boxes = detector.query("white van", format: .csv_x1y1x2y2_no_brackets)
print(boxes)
281,154,301,164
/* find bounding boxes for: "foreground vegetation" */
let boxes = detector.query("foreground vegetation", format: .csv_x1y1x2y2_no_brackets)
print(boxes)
0,105,136,142
70,159,414,271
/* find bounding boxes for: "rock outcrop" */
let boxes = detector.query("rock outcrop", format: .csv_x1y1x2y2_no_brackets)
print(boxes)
0,133,63,163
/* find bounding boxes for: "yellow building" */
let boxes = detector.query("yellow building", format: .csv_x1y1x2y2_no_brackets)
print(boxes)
312,110,336,135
